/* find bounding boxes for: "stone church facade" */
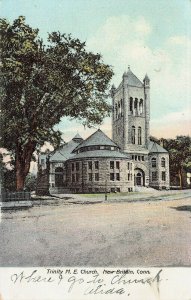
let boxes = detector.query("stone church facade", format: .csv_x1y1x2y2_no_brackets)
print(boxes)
37,67,170,194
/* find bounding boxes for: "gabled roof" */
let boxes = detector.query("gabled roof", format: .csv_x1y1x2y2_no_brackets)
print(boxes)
50,134,83,162
124,67,143,87
150,135,159,143
148,140,168,153
73,129,119,152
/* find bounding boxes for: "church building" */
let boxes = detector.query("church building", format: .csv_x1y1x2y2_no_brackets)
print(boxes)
37,67,170,194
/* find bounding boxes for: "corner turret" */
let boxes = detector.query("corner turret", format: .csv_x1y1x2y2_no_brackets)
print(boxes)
143,73,150,87
122,71,128,78
110,84,116,97
123,65,130,81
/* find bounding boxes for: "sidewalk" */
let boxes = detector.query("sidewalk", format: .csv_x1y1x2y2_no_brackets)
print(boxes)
52,189,191,204
1,189,191,210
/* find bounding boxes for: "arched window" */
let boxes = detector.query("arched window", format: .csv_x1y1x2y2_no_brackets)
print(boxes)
115,103,118,119
138,127,142,145
162,171,166,181
120,99,123,116
139,99,143,114
130,97,133,113
55,167,64,187
151,157,157,168
118,102,120,118
131,126,135,144
134,98,138,114
161,157,166,167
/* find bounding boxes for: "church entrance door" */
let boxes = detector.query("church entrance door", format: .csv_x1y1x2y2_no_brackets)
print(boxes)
134,168,145,186
136,173,142,186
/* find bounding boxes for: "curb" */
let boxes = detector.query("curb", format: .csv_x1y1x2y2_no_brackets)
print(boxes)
0,201,33,210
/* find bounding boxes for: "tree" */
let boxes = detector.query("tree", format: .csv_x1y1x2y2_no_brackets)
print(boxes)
163,136,191,189
24,173,37,191
0,16,113,191
0,154,16,191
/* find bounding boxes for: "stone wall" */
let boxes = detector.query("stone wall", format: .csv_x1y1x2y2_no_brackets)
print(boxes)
132,154,150,187
149,153,170,189
66,157,134,193
112,84,124,148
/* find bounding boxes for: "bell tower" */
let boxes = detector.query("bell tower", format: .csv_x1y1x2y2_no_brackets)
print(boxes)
143,74,150,148
111,67,150,154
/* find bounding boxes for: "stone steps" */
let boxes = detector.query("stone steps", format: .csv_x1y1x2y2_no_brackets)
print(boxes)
134,186,158,193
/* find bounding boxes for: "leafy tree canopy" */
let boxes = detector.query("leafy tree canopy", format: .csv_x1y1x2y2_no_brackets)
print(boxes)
163,136,191,188
0,16,113,190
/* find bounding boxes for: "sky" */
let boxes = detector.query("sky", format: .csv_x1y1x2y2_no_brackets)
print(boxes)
1,0,191,142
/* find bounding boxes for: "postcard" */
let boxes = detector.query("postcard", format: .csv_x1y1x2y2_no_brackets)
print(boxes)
0,0,191,299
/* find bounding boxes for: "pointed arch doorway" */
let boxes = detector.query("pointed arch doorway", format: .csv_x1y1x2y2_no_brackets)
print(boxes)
134,168,145,186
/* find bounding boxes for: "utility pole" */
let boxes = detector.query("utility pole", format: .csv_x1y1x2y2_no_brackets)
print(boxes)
105,177,108,201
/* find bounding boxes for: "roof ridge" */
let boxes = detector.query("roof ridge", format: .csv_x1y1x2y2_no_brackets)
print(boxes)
72,129,100,151
96,129,119,147
149,140,168,153
73,129,119,152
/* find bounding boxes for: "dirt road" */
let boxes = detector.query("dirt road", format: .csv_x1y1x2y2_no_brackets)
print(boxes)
0,194,191,267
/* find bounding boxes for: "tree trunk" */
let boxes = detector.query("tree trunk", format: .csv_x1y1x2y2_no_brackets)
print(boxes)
178,169,183,190
15,141,36,191
16,169,25,191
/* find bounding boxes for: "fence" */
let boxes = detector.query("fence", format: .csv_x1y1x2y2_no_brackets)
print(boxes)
1,191,31,202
